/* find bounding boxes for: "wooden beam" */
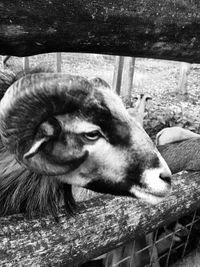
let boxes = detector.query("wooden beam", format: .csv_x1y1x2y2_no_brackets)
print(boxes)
1,172,200,266
1,1,200,62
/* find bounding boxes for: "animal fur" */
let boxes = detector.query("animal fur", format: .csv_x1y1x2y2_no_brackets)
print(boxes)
0,67,75,218
156,127,200,146
158,138,200,174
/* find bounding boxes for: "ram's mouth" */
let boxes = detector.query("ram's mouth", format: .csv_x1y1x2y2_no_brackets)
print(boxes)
129,186,170,205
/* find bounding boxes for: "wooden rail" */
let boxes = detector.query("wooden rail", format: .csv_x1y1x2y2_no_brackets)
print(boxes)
1,172,200,266
1,0,200,62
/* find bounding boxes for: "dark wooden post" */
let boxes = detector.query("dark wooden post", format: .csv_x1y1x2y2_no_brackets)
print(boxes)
56,53,62,72
112,56,124,95
121,57,136,106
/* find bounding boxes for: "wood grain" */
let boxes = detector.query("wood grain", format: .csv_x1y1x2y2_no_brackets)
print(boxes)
0,1,200,62
0,171,200,266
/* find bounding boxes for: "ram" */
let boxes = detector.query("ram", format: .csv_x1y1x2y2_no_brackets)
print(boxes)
0,68,171,218
158,138,200,174
156,127,200,146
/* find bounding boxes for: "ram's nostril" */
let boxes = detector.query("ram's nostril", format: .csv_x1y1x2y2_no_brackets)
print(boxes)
159,173,171,186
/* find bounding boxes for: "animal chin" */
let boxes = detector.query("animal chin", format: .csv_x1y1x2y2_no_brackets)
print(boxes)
129,186,168,205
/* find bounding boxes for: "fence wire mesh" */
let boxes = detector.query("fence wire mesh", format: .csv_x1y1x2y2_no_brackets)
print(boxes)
80,208,200,267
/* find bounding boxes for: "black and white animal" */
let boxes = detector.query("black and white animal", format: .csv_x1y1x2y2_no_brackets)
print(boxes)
158,138,200,174
155,126,200,174
0,68,171,218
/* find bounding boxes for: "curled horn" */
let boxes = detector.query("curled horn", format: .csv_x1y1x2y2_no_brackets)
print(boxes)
0,73,98,164
0,70,114,217
0,71,101,217
0,70,128,217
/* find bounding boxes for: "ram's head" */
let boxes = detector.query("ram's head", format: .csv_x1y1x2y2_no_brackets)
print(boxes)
0,72,171,205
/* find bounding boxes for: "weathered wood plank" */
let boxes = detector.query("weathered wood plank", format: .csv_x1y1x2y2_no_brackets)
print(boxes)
1,0,200,62
1,171,200,266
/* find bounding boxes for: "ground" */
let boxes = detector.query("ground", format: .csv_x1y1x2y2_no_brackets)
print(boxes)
3,53,200,141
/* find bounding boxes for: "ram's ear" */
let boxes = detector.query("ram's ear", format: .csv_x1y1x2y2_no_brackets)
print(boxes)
23,137,49,159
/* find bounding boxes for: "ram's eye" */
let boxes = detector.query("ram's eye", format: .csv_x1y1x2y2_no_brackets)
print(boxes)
83,130,101,141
